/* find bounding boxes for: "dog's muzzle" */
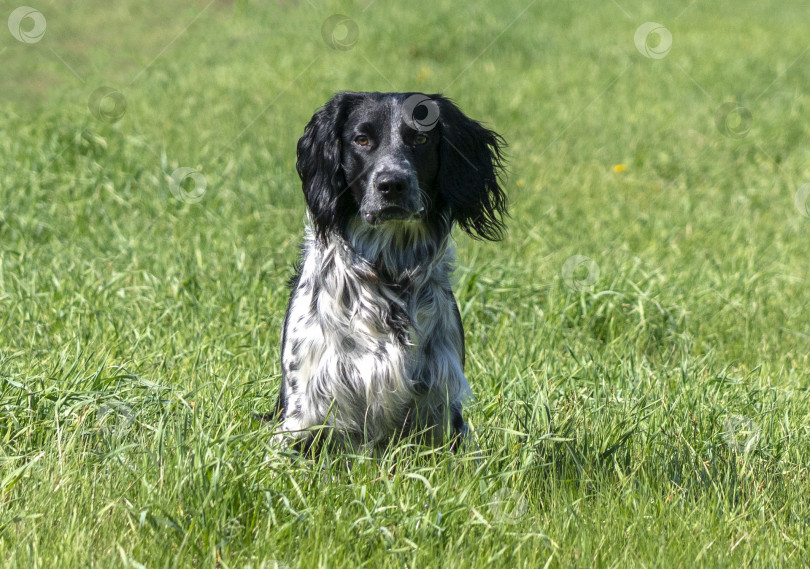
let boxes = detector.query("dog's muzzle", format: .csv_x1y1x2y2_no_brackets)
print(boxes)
363,169,425,224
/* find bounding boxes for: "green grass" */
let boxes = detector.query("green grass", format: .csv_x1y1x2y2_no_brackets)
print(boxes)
2,0,810,566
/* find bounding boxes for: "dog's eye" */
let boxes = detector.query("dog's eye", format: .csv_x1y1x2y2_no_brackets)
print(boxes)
414,134,428,145
354,135,370,146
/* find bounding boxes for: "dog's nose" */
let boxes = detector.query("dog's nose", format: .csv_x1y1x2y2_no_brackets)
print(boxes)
376,173,409,197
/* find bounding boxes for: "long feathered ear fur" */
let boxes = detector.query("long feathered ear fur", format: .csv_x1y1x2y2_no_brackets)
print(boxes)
296,92,362,240
434,96,508,241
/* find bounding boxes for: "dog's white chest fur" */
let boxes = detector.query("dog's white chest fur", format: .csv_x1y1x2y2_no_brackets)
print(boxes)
278,227,471,446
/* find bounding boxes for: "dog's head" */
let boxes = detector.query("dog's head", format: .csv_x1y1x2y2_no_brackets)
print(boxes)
297,92,507,243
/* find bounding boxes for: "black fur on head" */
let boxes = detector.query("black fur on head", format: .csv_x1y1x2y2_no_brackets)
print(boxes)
433,96,507,241
296,92,362,241
296,91,507,243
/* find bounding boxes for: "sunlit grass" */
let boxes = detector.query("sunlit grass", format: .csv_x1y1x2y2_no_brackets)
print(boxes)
1,0,809,567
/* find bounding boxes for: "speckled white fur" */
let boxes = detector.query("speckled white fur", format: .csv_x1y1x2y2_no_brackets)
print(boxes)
274,215,472,450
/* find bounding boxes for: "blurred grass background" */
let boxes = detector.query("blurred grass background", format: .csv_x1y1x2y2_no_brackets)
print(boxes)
1,0,809,567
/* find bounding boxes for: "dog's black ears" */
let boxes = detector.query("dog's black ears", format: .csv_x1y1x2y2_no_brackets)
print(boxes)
434,96,508,241
296,92,361,240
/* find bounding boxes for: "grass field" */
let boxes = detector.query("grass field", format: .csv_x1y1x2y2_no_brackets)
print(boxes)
2,0,810,567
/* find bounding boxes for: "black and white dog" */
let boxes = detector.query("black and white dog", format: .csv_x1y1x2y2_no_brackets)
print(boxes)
274,91,506,451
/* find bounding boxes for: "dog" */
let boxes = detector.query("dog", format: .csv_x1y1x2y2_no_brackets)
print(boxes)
273,91,506,452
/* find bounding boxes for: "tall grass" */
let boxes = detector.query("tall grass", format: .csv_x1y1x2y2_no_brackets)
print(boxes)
1,0,809,566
